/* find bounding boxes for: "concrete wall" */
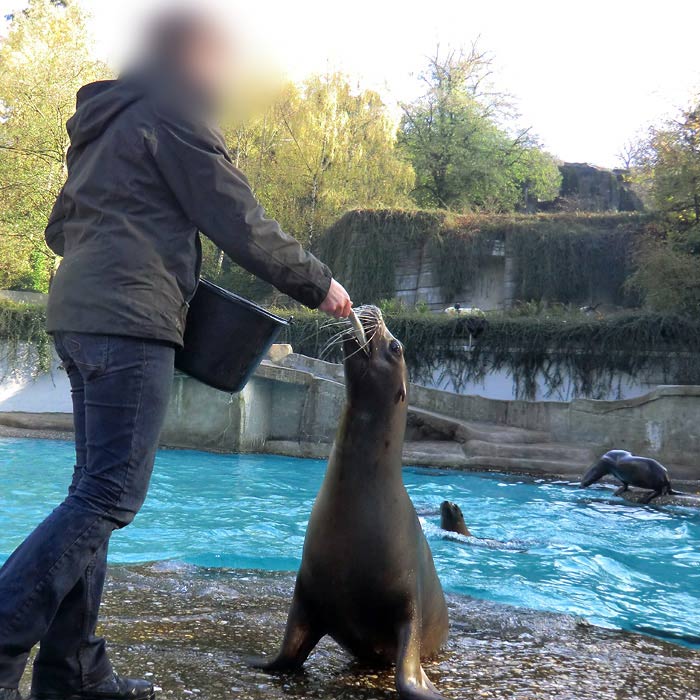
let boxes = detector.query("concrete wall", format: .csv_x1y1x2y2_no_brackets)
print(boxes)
160,362,345,454
393,241,507,311
271,358,699,478
561,387,700,473
424,363,659,402
409,382,699,475
0,348,72,413
368,224,626,312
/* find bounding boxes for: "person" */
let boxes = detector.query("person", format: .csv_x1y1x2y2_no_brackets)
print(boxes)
0,9,352,700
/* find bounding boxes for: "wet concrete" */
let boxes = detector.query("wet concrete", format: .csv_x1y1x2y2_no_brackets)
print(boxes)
20,564,700,700
621,490,700,507
0,424,72,442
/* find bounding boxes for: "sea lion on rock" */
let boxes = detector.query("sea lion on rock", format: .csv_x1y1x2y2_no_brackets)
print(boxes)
254,306,449,700
440,501,472,537
580,449,674,503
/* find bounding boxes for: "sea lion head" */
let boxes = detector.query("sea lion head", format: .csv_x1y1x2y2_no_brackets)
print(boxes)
580,449,632,487
343,305,408,406
440,500,469,535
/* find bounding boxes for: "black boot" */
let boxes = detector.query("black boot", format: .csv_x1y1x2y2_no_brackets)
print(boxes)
32,674,154,700
0,690,24,700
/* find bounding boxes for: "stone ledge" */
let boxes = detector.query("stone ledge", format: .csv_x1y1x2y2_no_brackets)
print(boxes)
0,411,73,432
571,384,700,414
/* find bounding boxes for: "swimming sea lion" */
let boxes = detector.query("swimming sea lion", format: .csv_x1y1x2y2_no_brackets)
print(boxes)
440,501,472,537
580,449,674,503
254,306,449,700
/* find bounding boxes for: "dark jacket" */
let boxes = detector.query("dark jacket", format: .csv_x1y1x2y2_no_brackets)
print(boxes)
45,75,332,346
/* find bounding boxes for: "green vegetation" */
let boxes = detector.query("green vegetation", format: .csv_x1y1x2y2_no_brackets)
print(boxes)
627,240,700,315
0,0,109,292
204,73,414,297
317,210,445,303
507,214,644,304
626,98,700,314
632,104,700,228
398,46,561,211
317,209,647,306
0,300,52,377
279,305,700,399
4,299,699,399
1,3,560,297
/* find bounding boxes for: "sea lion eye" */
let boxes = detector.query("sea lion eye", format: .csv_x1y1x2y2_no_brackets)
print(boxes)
390,339,402,354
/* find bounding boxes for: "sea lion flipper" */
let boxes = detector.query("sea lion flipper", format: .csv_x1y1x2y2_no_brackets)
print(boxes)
250,594,323,672
395,619,445,700
640,489,663,504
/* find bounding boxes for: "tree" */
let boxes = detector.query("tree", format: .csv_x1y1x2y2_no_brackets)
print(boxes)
626,97,700,315
0,0,110,291
617,139,644,170
209,73,414,299
627,239,700,315
226,73,414,243
632,101,700,229
398,45,560,212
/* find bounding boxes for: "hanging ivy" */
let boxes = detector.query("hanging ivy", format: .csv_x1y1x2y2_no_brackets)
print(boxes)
314,209,649,307
507,214,643,305
6,298,698,402
0,300,52,380
281,307,700,400
316,209,444,303
426,218,502,302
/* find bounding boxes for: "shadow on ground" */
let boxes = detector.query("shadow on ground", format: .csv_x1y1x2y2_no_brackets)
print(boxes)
22,563,700,700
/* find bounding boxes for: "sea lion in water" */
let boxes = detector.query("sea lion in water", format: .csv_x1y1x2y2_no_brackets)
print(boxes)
580,449,674,503
440,501,472,537
255,306,449,700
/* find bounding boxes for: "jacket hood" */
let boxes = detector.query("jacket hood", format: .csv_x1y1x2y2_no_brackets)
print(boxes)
66,79,145,149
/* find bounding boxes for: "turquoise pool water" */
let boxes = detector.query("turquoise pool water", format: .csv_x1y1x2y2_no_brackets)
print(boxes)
1,438,699,645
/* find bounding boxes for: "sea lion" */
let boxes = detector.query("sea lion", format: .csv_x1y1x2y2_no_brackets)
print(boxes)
440,501,472,537
580,449,674,503
254,305,449,700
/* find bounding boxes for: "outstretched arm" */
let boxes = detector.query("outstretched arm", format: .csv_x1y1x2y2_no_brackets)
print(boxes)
148,116,333,310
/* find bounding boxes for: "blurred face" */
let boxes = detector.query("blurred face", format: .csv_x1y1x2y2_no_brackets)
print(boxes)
180,23,233,104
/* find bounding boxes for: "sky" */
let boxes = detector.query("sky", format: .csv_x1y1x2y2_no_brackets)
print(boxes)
2,0,699,167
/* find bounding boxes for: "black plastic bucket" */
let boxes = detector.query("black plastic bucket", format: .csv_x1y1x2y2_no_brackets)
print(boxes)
174,278,290,393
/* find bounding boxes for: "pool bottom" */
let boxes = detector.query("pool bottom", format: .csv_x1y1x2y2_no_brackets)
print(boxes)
18,562,699,700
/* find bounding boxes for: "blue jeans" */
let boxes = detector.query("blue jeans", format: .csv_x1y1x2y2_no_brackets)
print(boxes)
0,332,174,692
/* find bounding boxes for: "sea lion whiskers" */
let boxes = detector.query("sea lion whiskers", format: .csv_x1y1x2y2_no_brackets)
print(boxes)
319,328,354,359
319,319,353,329
320,310,375,360
353,307,382,348
291,323,353,353
348,325,380,364
321,325,379,363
